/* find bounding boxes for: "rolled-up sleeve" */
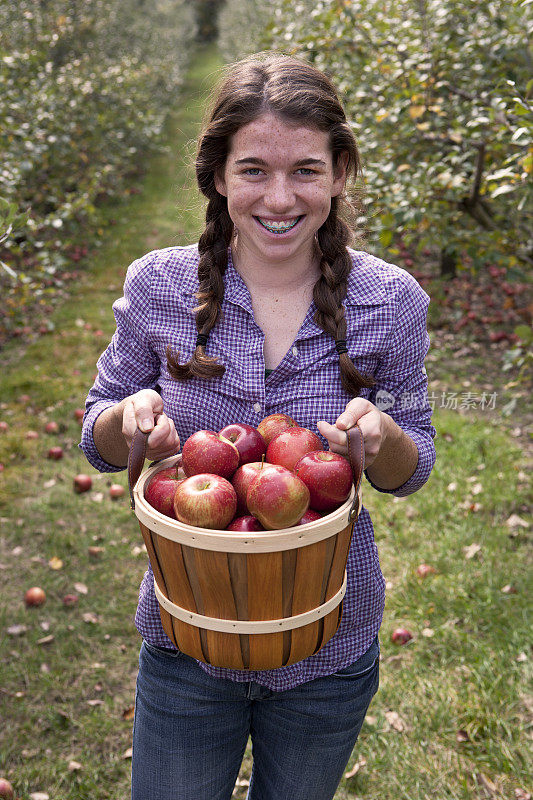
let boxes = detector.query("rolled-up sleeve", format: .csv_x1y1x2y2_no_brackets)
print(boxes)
79,251,161,473
365,273,436,497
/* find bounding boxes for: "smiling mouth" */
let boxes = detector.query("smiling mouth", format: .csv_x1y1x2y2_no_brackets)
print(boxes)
255,216,303,234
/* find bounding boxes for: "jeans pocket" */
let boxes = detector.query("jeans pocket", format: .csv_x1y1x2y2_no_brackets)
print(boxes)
143,640,181,660
332,637,379,679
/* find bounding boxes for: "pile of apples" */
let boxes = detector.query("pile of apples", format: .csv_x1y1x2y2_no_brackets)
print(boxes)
144,413,354,531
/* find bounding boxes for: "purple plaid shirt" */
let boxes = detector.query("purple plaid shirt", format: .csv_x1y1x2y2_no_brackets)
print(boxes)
80,244,436,690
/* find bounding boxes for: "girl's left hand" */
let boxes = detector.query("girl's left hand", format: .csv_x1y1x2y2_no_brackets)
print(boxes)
317,398,388,467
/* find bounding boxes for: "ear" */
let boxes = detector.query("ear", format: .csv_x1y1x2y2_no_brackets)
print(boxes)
331,151,349,197
214,168,227,197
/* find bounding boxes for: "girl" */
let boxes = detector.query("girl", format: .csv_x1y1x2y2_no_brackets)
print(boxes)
80,52,436,800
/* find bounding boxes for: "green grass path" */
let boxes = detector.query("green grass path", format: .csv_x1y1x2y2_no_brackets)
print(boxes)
1,44,532,800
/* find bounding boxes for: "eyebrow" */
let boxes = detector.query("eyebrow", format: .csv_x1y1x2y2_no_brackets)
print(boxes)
233,157,327,167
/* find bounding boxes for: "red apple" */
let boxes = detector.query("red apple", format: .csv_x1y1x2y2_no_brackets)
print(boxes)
296,509,322,525
266,427,324,472
416,564,437,578
109,484,125,499
74,408,85,422
144,464,186,518
0,778,14,799
47,446,63,460
62,593,79,607
219,423,266,465
0,421,8,432
181,430,239,479
257,413,297,446
227,515,265,532
391,627,413,645
231,461,267,515
294,450,353,511
26,430,39,440
25,587,46,607
74,474,92,493
173,473,237,529
247,465,310,530
45,421,59,434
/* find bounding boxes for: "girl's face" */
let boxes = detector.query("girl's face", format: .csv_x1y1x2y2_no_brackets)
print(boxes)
215,113,347,268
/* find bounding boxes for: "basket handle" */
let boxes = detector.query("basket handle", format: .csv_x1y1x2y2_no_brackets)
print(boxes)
345,424,365,522
128,428,150,510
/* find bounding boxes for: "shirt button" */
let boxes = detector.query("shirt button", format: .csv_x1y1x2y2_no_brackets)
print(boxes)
292,346,298,356
253,402,262,413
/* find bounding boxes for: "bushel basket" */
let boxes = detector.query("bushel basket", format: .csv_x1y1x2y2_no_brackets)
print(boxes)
128,425,364,671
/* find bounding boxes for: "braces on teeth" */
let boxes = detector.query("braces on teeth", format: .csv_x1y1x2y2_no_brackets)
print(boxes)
258,217,300,232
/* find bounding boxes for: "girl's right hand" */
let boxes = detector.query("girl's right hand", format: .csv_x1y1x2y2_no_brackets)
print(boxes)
121,389,181,462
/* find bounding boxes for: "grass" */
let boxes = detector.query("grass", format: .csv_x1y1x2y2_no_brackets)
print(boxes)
1,44,532,800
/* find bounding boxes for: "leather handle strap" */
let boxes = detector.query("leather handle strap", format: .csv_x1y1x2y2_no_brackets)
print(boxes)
345,424,365,522
128,428,150,510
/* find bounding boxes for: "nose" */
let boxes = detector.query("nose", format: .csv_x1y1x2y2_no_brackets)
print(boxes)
263,174,296,213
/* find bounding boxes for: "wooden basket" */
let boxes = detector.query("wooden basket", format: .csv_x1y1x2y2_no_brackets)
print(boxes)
128,426,364,670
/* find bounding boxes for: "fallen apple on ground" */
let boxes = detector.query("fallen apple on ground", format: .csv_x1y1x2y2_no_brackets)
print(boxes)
62,594,79,607
416,564,437,578
219,422,266,465
144,465,186,518
182,430,239,479
257,413,297,445
47,446,63,460
0,778,14,799
294,450,352,511
45,421,59,434
247,464,310,530
173,473,237,529
24,587,46,607
391,627,413,645
266,426,324,471
74,474,92,493
109,484,125,499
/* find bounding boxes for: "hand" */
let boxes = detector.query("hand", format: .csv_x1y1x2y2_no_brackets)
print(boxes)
317,398,389,467
121,389,180,462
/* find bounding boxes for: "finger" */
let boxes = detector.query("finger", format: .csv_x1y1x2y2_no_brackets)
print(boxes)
147,414,179,451
335,398,368,430
132,394,163,433
122,400,138,440
317,420,349,449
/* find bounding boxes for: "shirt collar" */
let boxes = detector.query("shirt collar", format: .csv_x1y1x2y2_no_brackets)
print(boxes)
223,247,387,308
182,246,387,331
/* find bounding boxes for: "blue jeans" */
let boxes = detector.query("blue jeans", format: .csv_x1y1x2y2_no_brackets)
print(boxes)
131,636,379,800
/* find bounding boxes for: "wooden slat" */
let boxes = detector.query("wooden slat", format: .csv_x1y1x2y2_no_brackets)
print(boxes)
247,552,284,670
152,534,205,661
281,548,298,665
193,549,244,670
315,605,342,655
286,539,327,664
180,544,210,662
324,522,353,601
138,523,177,646
228,553,249,669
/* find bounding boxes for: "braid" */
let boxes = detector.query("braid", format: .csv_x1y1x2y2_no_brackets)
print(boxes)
166,194,232,380
314,204,376,396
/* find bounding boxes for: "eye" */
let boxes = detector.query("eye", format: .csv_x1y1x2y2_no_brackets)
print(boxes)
296,168,316,175
244,167,262,175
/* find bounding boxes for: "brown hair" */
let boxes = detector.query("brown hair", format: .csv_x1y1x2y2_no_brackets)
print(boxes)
166,52,375,395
